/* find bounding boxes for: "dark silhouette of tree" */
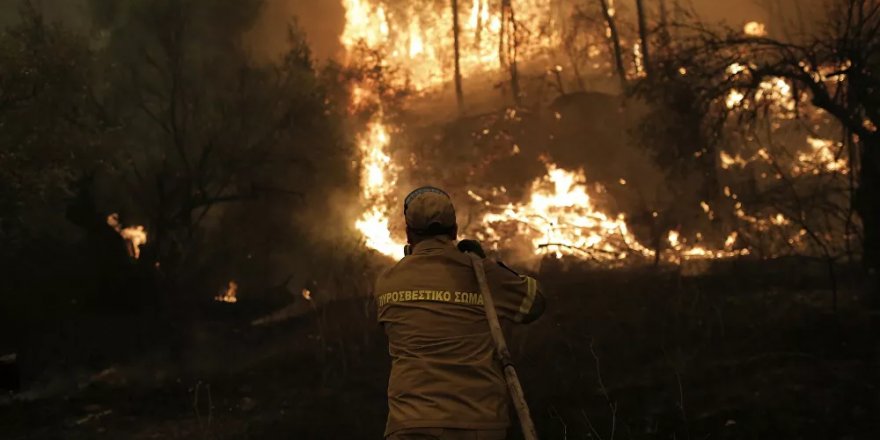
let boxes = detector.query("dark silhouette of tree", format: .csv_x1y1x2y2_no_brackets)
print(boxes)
451,0,464,113
93,0,340,287
598,0,627,91
635,0,651,77
0,3,104,259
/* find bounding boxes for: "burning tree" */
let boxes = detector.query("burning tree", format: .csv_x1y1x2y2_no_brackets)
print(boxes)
635,0,877,304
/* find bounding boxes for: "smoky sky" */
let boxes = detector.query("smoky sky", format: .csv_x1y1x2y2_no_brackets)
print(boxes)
2,0,818,62
265,0,811,61
253,0,345,61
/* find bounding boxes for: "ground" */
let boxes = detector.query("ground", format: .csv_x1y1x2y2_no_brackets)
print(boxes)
1,258,876,439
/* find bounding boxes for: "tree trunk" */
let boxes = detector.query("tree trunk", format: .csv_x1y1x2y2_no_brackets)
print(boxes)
598,0,627,91
501,0,521,106
452,0,465,113
855,137,880,309
659,0,668,28
857,135,880,434
636,0,651,77
658,0,671,49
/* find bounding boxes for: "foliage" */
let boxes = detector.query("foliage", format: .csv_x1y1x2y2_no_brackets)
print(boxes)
87,0,346,291
0,4,103,256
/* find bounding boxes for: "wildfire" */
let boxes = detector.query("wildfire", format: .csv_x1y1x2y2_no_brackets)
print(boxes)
472,162,650,261
341,0,558,91
340,3,848,266
106,213,147,259
470,161,755,264
215,281,238,303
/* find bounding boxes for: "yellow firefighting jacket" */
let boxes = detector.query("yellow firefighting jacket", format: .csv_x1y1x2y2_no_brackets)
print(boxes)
375,236,543,436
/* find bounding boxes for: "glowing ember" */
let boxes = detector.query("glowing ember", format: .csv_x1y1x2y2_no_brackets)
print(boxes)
743,21,767,37
106,213,147,259
215,281,238,303
302,288,312,301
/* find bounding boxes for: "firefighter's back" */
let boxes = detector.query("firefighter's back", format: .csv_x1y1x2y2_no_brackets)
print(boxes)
377,236,543,438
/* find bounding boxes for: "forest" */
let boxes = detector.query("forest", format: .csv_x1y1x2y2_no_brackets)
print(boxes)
0,0,877,438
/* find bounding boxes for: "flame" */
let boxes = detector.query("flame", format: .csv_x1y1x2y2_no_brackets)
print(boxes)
744,21,767,37
472,162,753,263
632,40,645,78
302,288,312,301
798,137,848,175
341,0,558,91
666,228,749,262
106,213,147,259
356,205,405,259
215,281,238,303
725,62,795,114
474,162,652,261
726,90,746,108
353,115,406,260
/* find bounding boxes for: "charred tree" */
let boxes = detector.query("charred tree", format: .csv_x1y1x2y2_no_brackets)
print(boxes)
598,0,627,91
659,0,668,28
500,0,522,106
452,0,465,113
636,0,651,77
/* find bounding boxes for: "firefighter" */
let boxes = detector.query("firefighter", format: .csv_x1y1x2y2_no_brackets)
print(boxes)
375,186,545,440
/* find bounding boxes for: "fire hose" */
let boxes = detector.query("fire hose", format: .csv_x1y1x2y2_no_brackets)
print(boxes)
466,252,539,440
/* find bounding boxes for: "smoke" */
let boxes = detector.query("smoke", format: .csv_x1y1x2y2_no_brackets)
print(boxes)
248,0,345,61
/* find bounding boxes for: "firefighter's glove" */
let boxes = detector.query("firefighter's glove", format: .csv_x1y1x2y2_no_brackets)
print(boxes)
457,239,486,258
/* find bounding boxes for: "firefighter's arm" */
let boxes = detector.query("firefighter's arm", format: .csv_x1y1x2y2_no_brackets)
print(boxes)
486,260,546,323
521,280,545,324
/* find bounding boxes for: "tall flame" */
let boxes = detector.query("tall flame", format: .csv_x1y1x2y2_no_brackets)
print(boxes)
353,115,406,260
